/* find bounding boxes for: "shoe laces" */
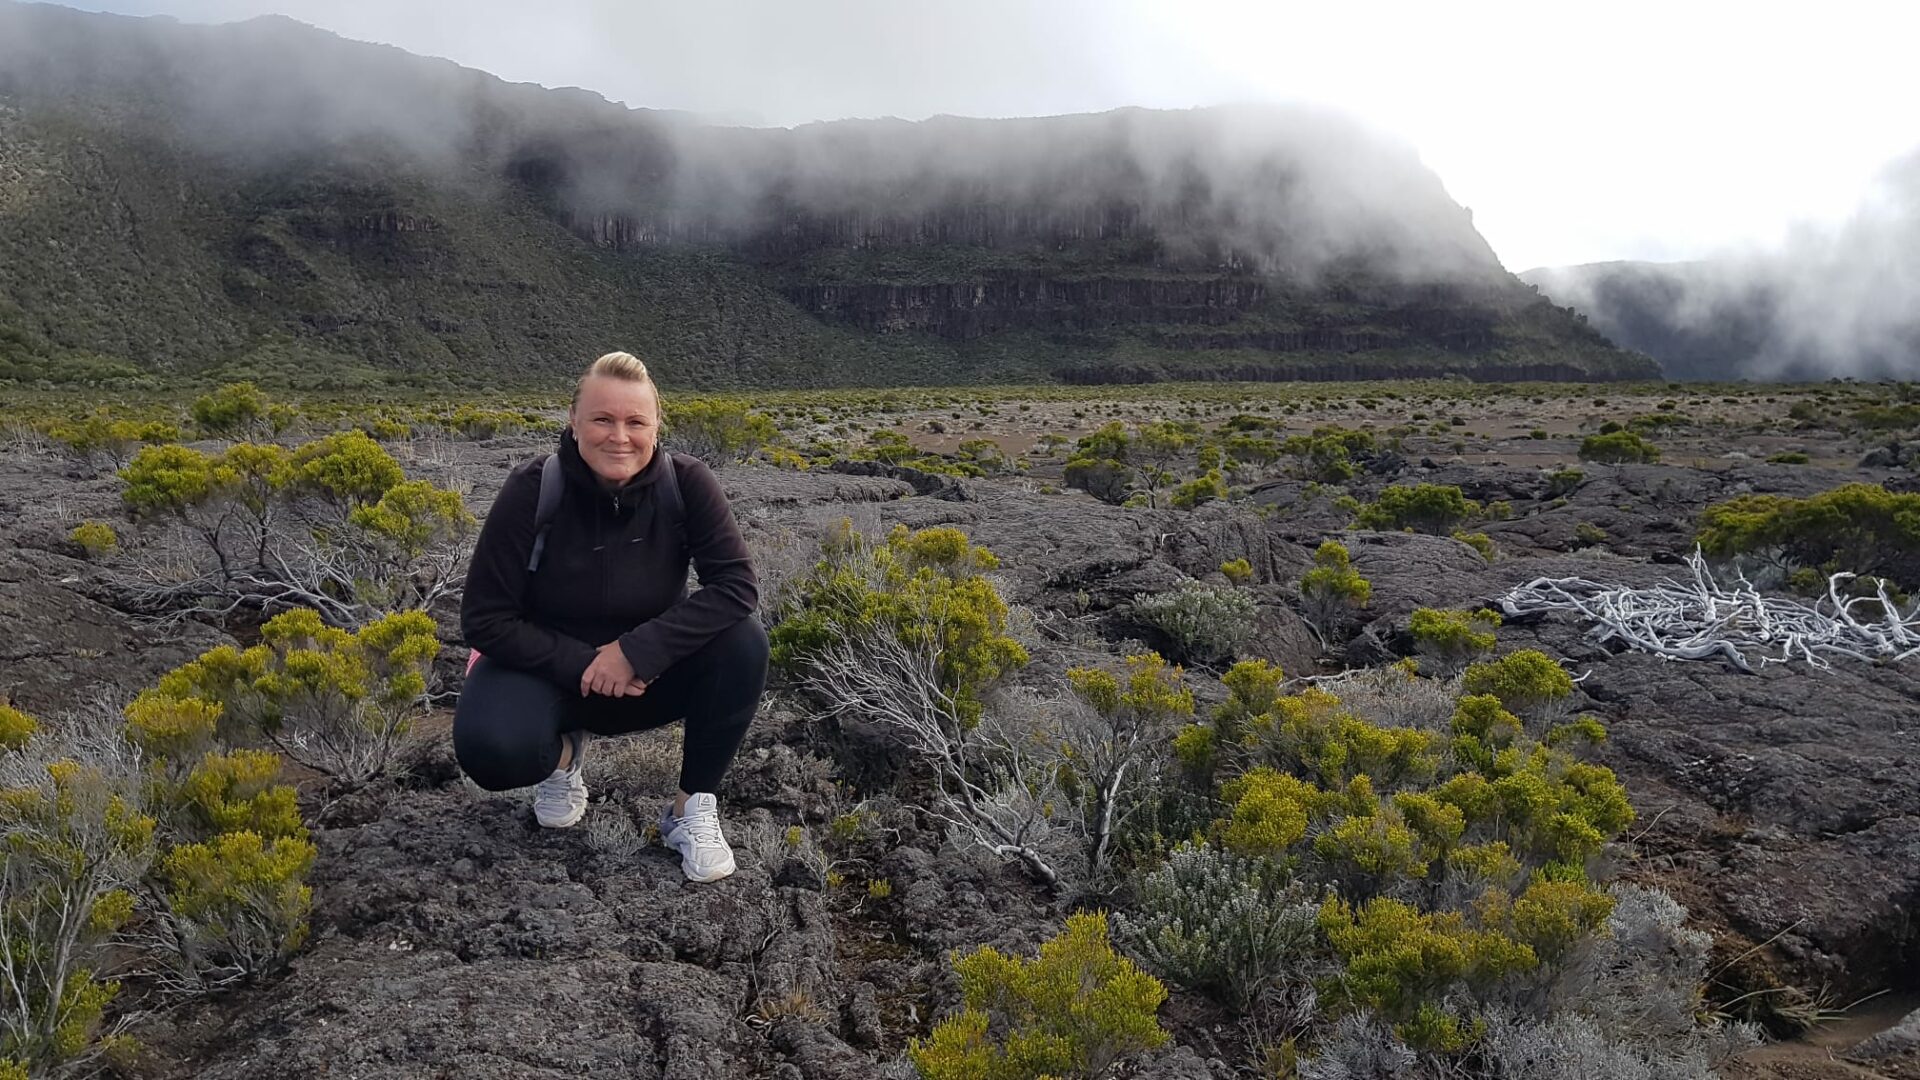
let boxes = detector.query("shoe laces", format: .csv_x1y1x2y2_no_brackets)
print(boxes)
678,802,725,848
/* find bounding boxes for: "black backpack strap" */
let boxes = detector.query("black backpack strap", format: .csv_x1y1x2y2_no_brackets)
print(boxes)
657,451,688,560
527,453,564,572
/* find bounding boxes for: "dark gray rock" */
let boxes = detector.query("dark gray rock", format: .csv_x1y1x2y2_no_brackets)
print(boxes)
1847,1007,1920,1070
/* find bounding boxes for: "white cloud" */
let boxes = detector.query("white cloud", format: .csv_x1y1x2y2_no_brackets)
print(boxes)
70,0,1920,268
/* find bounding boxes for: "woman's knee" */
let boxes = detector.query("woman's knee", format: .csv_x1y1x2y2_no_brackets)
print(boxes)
452,718,546,791
452,662,562,790
715,617,769,676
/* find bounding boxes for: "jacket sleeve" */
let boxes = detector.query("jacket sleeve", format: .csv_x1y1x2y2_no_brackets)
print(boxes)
617,457,759,683
460,463,599,688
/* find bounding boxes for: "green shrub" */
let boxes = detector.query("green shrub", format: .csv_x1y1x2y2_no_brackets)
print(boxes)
1578,431,1660,464
1300,540,1371,639
1573,521,1609,548
1451,530,1495,563
1066,654,1196,876
956,438,1011,475
1627,412,1691,436
283,430,404,506
1765,451,1810,465
910,912,1168,1080
1064,422,1137,505
0,705,33,752
1696,482,1920,589
764,446,810,470
1130,583,1257,666
1459,650,1574,719
1543,468,1585,498
1356,485,1479,535
772,524,1026,728
1219,558,1253,585
190,381,269,436
158,829,315,981
1112,843,1320,1010
69,522,118,559
1250,687,1437,790
135,608,438,782
45,409,179,465
347,479,473,552
1169,469,1229,509
666,398,778,465
1318,896,1538,1048
119,444,220,517
0,732,154,1074
119,436,469,622
1850,403,1920,431
1282,427,1374,483
358,416,413,441
1407,608,1500,673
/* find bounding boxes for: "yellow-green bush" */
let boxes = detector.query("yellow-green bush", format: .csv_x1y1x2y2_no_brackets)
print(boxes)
45,408,179,464
1408,608,1500,672
171,750,305,842
134,608,437,783
120,641,323,989
189,381,269,436
772,524,1026,728
1066,654,1196,875
666,398,778,465
346,480,475,556
119,435,470,621
68,521,119,558
1169,469,1229,509
1579,430,1660,464
1451,530,1496,563
119,444,220,516
910,912,1168,1080
764,446,811,470
1319,896,1536,1050
283,430,404,506
0,742,155,1074
1696,482,1920,589
0,704,36,752
1459,650,1574,719
1300,540,1372,637
160,829,316,971
1355,484,1479,535
1219,558,1253,584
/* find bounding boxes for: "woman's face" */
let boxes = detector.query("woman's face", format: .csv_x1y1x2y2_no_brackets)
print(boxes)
569,375,659,485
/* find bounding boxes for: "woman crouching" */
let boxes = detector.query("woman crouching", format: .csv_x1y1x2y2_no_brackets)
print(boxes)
454,351,768,882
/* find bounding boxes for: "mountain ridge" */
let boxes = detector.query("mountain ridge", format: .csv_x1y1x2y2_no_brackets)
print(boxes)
0,1,1656,389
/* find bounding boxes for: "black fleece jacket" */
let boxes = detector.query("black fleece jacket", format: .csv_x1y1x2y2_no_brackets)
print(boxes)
460,429,758,688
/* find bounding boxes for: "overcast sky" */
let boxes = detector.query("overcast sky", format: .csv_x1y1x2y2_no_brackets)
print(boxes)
73,0,1920,271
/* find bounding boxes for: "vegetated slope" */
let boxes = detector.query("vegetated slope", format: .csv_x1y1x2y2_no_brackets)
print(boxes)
0,1,1655,389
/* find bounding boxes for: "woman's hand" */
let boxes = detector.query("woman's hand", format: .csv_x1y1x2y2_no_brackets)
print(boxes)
581,641,640,697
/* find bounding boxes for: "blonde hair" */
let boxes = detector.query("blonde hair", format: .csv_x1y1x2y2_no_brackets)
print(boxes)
573,351,655,406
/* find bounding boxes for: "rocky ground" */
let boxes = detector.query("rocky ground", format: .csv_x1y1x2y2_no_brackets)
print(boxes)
2,386,1917,1079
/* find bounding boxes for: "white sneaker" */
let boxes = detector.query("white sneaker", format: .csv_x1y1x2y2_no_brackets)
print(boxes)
533,730,588,828
660,792,737,882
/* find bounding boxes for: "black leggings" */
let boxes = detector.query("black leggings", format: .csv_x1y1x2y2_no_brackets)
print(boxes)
453,617,769,795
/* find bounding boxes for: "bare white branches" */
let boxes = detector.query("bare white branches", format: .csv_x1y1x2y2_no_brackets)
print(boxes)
1498,547,1920,671
802,626,1068,887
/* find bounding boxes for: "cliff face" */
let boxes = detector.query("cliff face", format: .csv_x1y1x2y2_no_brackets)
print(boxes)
0,1,1656,388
